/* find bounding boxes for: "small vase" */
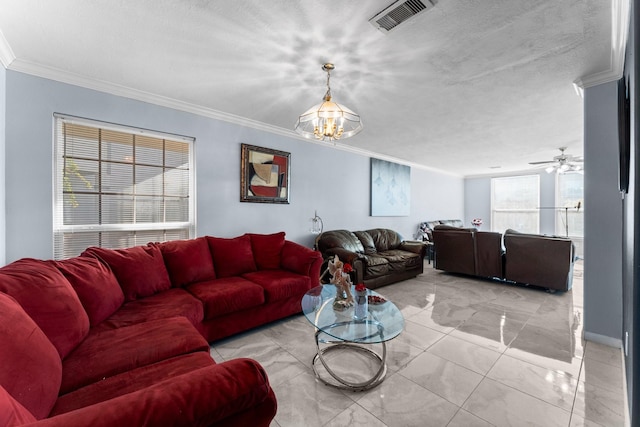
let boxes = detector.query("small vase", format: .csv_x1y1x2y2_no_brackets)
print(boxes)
354,290,368,321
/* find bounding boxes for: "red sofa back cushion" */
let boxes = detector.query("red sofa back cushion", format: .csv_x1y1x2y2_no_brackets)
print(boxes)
53,257,125,326
0,293,62,419
0,258,90,359
207,235,257,278
248,232,285,270
82,244,172,301
159,237,216,286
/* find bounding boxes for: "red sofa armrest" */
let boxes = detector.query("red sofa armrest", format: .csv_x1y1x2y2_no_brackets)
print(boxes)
280,241,322,286
28,359,277,427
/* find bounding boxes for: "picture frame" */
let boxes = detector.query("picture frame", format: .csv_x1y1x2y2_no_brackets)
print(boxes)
240,143,290,204
370,158,410,216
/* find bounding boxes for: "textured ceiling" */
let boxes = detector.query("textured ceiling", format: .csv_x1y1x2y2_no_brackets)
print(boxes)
0,0,616,176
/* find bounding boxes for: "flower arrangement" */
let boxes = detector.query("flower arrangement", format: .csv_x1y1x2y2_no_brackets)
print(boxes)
355,283,366,293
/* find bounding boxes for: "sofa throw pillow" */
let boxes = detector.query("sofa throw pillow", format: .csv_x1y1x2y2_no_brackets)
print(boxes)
0,385,37,426
0,258,90,359
248,232,286,270
82,244,172,301
0,293,62,420
53,257,125,326
159,237,216,287
206,235,257,278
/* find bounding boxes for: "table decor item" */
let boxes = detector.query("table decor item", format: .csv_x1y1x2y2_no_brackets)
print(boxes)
354,283,368,320
326,255,354,310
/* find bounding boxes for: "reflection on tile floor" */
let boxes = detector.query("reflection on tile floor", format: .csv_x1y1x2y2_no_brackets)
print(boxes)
211,260,628,426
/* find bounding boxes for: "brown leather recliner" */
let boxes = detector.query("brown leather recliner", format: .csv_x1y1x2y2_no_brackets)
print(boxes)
503,229,575,291
315,228,427,289
432,225,504,279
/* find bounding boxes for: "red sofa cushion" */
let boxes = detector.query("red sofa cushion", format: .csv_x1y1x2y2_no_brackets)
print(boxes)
0,293,62,420
0,258,89,359
93,288,204,331
159,237,216,286
43,359,276,427
53,257,125,327
242,270,311,302
61,317,209,394
52,352,215,416
82,244,172,301
186,277,265,318
207,235,257,278
248,232,286,270
0,385,37,426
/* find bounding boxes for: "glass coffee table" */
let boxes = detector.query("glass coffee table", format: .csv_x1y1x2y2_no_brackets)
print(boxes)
301,284,404,391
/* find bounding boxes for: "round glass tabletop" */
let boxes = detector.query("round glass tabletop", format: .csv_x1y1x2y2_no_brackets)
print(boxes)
301,284,404,344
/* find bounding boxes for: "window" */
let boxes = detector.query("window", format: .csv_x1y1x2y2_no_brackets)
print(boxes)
555,172,584,238
54,115,195,259
491,175,540,233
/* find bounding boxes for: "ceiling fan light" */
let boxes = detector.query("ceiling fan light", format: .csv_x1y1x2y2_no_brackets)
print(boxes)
545,166,556,174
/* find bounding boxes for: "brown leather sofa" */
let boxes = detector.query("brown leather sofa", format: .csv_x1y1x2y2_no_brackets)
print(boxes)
315,229,427,289
503,229,575,292
432,226,575,292
432,225,504,279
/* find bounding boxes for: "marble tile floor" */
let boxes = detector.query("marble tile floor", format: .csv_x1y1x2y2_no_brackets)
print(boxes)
210,261,628,426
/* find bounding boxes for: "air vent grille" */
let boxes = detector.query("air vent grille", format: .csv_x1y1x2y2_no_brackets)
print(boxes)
369,0,435,33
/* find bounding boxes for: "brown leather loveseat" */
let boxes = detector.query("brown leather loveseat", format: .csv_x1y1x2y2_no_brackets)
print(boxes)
315,228,427,289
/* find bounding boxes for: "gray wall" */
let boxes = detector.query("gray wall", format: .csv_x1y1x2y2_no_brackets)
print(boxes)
583,80,624,344
623,0,638,417
3,70,464,263
464,170,557,235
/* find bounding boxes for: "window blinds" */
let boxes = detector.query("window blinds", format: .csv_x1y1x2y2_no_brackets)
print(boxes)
53,115,194,259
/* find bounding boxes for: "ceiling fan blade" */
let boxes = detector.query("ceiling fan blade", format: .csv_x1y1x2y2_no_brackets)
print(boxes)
528,160,555,165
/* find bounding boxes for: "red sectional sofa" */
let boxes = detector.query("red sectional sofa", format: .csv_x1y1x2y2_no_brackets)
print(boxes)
0,232,322,427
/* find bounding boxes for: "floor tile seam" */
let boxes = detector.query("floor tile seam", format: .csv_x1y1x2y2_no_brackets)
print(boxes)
577,373,626,395
500,350,582,380
423,345,498,377
582,353,624,370
395,367,466,414
485,357,581,414
455,376,500,426
482,373,574,418
445,407,497,427
442,330,509,357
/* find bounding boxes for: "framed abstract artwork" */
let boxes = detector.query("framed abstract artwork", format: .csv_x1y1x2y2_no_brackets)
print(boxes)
370,158,410,216
240,143,290,204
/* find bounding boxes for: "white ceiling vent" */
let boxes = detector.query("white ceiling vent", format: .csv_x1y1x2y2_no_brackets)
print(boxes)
369,0,436,33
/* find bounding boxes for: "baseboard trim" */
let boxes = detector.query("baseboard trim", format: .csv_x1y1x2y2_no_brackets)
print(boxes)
584,331,623,348
621,351,631,427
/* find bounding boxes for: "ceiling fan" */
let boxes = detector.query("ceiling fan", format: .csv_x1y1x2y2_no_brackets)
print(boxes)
529,147,583,174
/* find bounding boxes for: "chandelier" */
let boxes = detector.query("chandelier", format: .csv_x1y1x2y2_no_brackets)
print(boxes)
294,63,363,141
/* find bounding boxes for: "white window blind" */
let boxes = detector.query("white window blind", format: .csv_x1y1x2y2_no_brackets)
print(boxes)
53,115,195,259
491,175,540,233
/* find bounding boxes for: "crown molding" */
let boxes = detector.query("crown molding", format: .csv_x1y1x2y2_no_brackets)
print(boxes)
6,59,457,176
0,28,15,68
9,58,300,138
574,0,630,89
